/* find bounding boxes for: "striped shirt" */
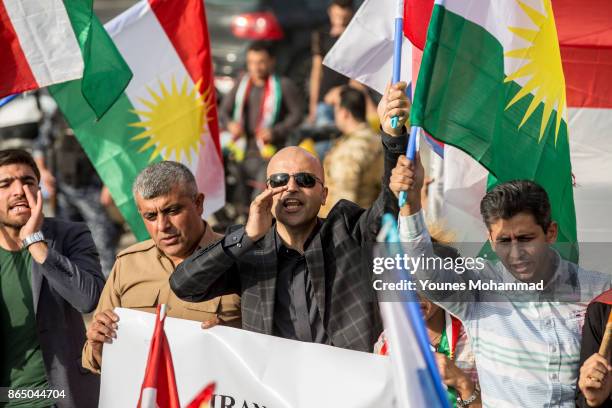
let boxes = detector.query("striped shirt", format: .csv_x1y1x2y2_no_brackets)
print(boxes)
399,211,611,408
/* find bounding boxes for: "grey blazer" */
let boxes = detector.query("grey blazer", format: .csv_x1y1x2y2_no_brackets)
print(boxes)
32,218,105,407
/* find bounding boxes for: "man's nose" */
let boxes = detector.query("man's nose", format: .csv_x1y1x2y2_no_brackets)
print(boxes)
508,241,525,260
156,214,172,232
286,176,299,192
10,180,27,197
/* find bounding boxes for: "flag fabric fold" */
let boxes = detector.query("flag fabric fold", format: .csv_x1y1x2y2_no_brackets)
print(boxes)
137,304,181,408
1,0,131,117
377,214,449,408
412,0,578,260
50,0,224,240
323,0,412,95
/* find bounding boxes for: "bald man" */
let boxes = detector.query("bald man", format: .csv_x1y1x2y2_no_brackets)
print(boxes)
171,83,410,352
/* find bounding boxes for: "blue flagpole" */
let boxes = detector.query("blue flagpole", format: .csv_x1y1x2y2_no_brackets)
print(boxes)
390,0,404,129
398,125,419,208
0,94,18,108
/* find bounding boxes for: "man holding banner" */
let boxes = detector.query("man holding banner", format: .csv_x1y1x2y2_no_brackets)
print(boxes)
171,82,410,352
83,162,241,373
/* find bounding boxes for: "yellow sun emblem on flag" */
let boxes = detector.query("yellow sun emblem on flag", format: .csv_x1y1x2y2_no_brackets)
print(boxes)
129,77,215,162
504,0,566,143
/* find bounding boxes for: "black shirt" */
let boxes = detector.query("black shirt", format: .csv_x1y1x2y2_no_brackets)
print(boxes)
312,27,350,102
576,301,612,407
272,222,328,344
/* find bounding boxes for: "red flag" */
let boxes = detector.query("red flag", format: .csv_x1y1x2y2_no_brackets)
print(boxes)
186,383,216,408
403,0,434,51
137,305,180,408
593,290,612,305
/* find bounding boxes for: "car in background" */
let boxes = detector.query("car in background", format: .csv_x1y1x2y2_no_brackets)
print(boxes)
206,0,332,100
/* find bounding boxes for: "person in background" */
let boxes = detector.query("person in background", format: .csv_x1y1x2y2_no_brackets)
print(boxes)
83,162,241,373
319,86,384,217
375,294,481,408
308,0,354,126
0,149,103,408
219,41,304,218
35,126,122,278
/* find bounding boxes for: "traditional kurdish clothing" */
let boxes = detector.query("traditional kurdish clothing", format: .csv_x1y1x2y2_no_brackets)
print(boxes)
225,74,282,161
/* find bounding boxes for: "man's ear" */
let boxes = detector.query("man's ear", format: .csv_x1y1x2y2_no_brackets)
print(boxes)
321,186,328,206
195,193,205,215
546,221,558,244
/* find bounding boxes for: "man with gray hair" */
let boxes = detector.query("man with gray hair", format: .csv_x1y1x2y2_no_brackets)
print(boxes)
82,161,241,373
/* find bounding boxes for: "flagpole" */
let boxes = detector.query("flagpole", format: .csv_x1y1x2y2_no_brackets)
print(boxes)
390,0,404,129
398,125,419,208
0,94,17,108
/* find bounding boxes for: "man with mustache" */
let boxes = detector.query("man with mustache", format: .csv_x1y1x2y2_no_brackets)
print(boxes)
170,82,410,351
83,161,241,373
0,149,103,408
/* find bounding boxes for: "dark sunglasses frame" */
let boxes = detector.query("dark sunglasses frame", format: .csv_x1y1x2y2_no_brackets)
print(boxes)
266,172,323,188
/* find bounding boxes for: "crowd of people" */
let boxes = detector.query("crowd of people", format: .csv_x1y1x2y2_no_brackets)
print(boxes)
1,1,612,408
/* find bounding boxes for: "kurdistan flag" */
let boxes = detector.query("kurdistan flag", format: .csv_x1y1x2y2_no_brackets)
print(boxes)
50,0,223,240
411,0,577,260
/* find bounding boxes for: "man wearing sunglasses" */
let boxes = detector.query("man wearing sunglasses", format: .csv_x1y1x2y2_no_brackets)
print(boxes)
170,82,410,352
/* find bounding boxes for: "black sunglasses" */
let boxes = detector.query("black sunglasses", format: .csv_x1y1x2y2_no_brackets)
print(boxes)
267,172,323,188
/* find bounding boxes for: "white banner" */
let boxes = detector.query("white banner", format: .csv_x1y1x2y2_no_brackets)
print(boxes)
100,308,395,408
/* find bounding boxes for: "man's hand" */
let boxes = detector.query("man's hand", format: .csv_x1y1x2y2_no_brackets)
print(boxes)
201,316,220,330
434,353,478,402
19,185,44,241
391,154,424,215
19,186,49,263
256,128,273,144
100,186,115,207
86,310,119,366
579,353,612,406
378,81,411,137
245,186,288,241
227,122,243,139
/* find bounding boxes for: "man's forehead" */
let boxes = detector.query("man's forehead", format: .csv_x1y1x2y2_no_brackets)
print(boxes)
136,190,190,211
491,214,541,235
0,164,37,180
267,152,322,177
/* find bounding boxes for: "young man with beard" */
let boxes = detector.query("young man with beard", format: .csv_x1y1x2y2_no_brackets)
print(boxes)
0,149,103,408
395,154,611,407
170,82,410,352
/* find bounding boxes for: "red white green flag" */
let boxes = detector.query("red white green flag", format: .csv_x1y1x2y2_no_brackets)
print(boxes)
411,0,578,260
49,0,223,240
1,0,131,117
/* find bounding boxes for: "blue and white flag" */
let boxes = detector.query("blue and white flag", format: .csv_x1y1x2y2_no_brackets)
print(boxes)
377,214,449,408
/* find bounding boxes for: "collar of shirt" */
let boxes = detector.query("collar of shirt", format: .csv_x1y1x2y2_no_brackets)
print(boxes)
274,218,323,255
